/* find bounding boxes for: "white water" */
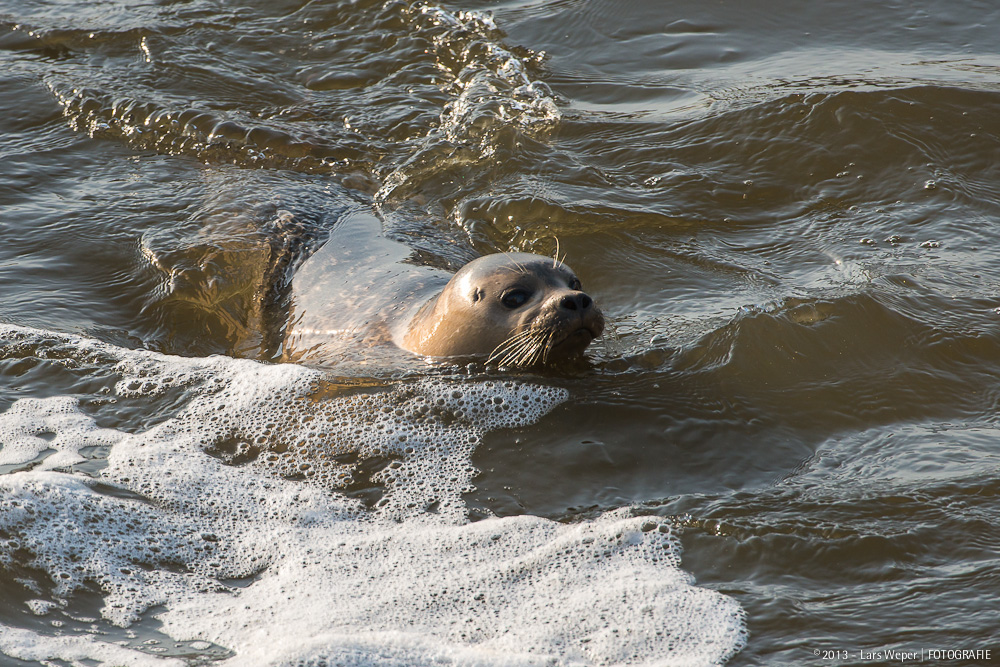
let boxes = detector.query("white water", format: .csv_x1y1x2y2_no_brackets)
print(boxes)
0,324,745,665
376,4,560,204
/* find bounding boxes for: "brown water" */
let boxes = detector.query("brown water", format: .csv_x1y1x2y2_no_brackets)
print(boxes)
2,0,1000,665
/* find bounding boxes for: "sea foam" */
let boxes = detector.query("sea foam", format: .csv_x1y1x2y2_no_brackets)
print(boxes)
0,324,746,665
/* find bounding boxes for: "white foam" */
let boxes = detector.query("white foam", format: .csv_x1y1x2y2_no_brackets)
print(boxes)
0,396,123,471
0,626,184,667
0,324,746,665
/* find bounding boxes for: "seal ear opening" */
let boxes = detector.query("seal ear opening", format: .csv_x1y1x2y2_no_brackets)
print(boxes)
472,287,485,302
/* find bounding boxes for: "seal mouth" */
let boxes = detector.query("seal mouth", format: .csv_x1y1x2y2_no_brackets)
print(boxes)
560,327,596,344
547,325,598,358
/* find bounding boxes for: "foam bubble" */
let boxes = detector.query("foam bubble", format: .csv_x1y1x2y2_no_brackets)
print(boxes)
0,324,746,665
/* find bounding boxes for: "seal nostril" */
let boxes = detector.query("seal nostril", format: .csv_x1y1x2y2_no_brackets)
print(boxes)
560,293,594,311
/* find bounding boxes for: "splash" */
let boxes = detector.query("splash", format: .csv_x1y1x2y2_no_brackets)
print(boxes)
376,3,561,203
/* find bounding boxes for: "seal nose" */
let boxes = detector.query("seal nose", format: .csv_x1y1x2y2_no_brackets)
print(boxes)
559,292,593,312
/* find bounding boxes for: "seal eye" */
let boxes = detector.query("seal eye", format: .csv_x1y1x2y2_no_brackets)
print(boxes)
569,278,582,291
500,289,530,309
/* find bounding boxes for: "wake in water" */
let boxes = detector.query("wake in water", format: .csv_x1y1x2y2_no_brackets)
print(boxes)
0,324,746,665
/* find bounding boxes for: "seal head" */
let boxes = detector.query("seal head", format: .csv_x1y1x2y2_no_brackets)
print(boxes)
399,252,604,365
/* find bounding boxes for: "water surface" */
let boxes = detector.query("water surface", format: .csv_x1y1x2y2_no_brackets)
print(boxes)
2,0,1000,665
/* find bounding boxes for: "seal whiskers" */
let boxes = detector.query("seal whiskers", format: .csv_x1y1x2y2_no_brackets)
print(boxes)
540,329,559,365
527,329,554,366
487,327,549,367
487,329,540,366
498,249,530,275
551,237,567,271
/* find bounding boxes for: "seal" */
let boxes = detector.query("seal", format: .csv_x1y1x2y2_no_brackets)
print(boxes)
283,211,603,368
400,252,604,365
